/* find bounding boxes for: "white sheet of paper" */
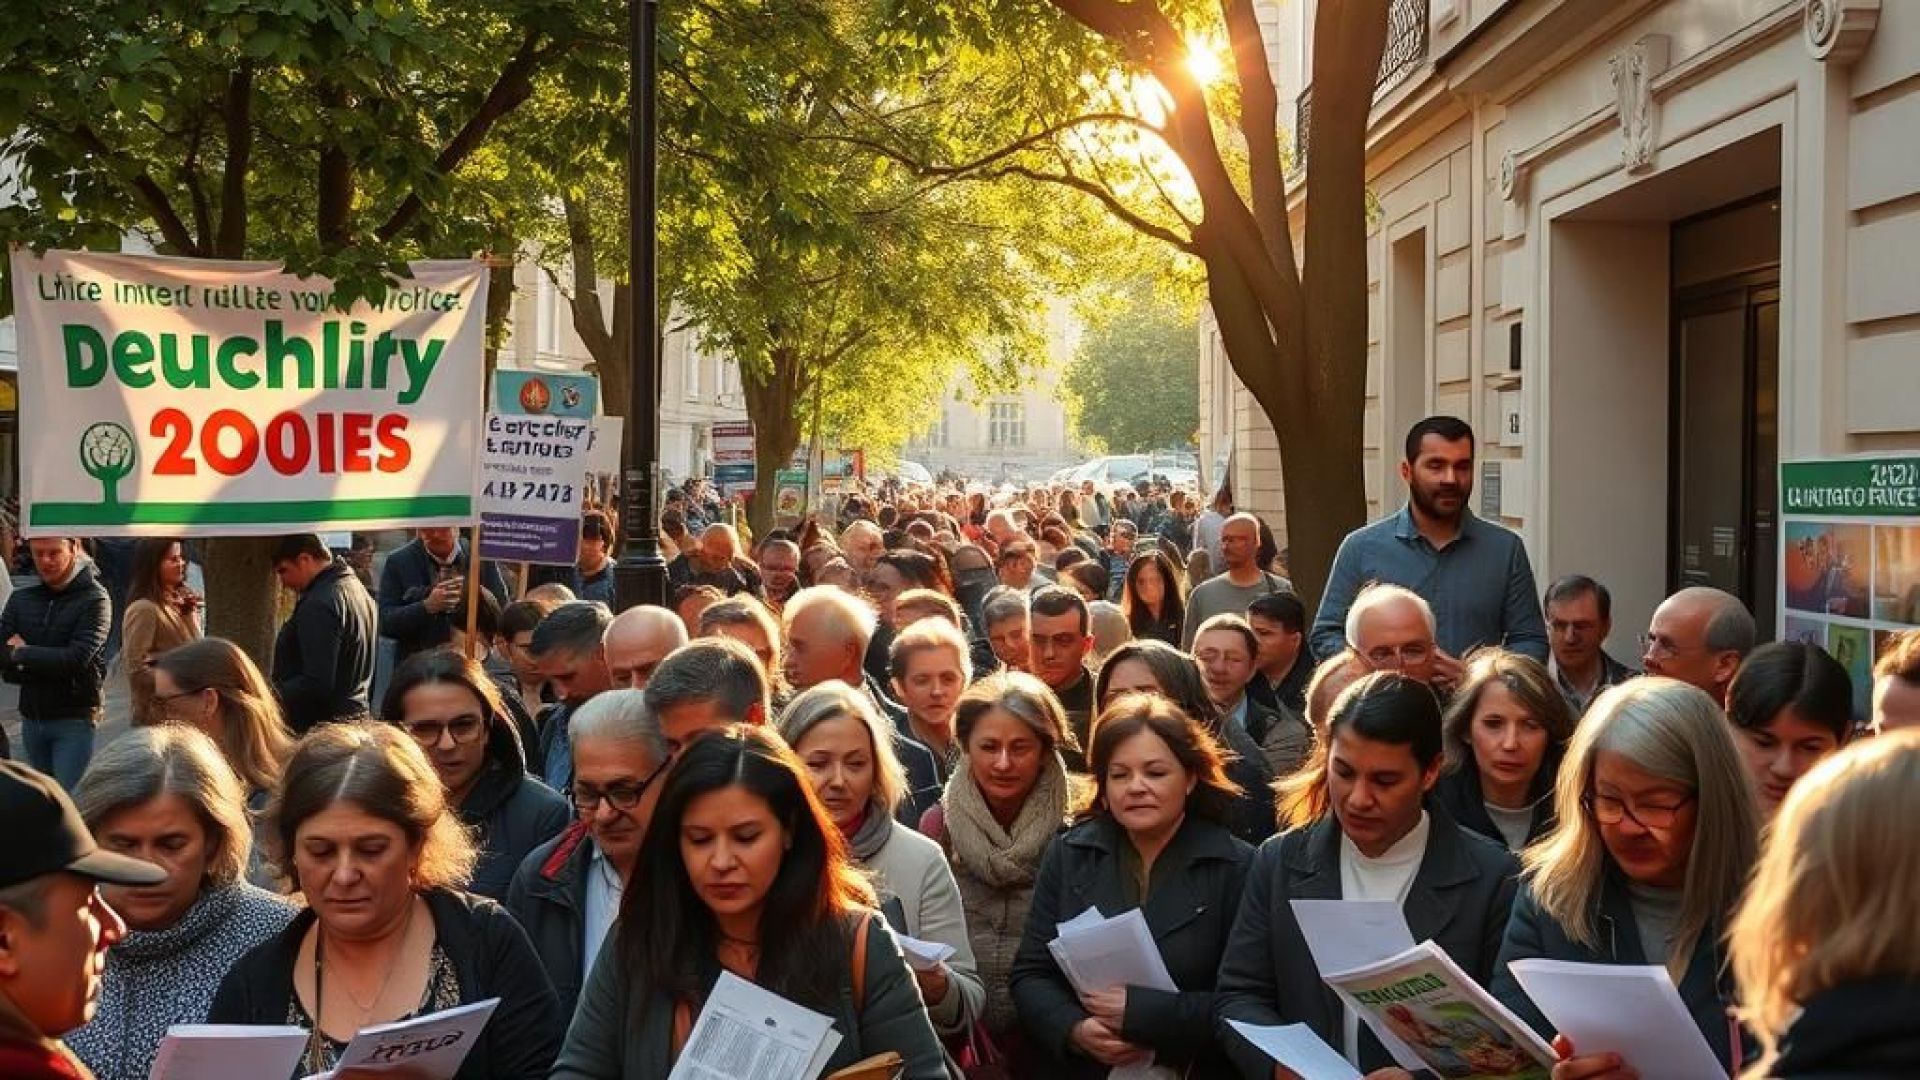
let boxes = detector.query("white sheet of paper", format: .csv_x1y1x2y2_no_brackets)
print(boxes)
894,933,957,972
1290,899,1417,978
1047,907,1178,997
1057,905,1107,937
665,970,844,1080
1224,1021,1364,1080
319,998,499,1079
1508,959,1725,1080
149,1025,309,1080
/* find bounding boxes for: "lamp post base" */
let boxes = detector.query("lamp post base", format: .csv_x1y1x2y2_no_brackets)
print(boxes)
613,543,669,612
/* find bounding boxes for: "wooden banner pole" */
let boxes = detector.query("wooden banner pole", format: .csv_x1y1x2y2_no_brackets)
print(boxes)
463,522,484,660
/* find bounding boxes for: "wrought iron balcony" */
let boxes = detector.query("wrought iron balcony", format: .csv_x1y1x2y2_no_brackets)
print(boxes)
1290,0,1430,177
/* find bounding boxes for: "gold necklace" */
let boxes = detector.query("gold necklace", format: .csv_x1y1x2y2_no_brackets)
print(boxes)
317,898,417,1022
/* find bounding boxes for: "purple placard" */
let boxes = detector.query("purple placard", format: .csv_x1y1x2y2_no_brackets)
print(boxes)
480,512,580,565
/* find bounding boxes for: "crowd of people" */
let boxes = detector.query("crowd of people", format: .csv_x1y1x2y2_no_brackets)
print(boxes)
2,416,1919,1079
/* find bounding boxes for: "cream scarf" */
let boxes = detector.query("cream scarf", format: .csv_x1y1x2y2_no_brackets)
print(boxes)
941,753,1067,889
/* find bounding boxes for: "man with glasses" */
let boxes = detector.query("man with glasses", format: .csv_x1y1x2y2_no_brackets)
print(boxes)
1543,574,1637,715
1183,513,1293,649
1642,586,1755,705
507,690,670,1015
1346,583,1451,694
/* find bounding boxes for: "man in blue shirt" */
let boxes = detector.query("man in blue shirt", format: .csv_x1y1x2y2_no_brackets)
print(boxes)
1311,417,1548,675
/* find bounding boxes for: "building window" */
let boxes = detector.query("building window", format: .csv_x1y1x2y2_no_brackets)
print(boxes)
912,412,950,449
685,340,701,402
988,401,1025,448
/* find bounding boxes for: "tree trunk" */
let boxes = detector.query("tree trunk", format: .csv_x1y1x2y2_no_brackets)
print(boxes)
741,349,808,537
203,537,282,672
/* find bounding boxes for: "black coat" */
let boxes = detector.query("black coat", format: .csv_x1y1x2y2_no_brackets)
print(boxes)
1010,815,1252,1079
272,559,377,733
377,538,510,661
1491,869,1755,1073
0,562,111,721
1429,741,1564,852
860,673,944,824
1215,808,1521,1078
1767,977,1920,1078
505,821,593,1016
208,888,562,1079
457,715,571,902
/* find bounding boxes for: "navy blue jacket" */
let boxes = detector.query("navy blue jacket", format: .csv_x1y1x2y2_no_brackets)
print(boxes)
377,538,510,661
0,562,111,721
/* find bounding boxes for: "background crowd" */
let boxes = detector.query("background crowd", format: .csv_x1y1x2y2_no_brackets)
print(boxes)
2,415,1919,1080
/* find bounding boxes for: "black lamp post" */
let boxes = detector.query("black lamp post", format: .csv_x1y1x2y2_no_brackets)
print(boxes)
614,0,668,612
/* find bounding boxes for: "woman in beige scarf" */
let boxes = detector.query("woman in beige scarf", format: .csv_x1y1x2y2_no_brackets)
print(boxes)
918,670,1076,1070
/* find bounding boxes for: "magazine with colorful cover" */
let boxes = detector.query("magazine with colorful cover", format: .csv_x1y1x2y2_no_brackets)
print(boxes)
1321,941,1555,1080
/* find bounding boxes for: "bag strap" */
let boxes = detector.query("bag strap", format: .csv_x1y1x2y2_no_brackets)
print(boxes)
851,910,872,1013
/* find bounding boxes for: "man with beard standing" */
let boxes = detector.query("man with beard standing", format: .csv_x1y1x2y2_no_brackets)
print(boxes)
1310,417,1547,674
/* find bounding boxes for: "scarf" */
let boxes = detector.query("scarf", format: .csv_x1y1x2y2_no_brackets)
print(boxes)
843,802,893,864
941,753,1066,889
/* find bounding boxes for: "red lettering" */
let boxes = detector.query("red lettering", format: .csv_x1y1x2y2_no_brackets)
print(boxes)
341,412,374,472
316,411,336,474
200,410,259,476
151,409,196,475
376,414,411,473
264,412,311,475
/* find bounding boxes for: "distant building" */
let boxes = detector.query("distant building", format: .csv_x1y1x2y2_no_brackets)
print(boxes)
905,302,1085,483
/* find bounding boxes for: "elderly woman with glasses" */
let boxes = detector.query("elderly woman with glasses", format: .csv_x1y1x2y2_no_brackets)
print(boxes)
1491,677,1760,1078
65,726,296,1080
383,650,570,902
507,690,673,1016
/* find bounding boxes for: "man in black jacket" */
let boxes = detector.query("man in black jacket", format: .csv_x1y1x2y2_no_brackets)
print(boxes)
271,533,378,732
377,526,509,662
0,538,111,790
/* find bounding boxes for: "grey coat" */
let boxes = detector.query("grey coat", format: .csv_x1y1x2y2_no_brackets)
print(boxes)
549,914,948,1079
1214,808,1521,1078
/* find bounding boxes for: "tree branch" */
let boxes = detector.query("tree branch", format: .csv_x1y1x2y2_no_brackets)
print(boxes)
1220,0,1290,269
989,163,1194,252
316,81,352,251
179,115,213,253
216,67,253,258
69,124,198,254
376,28,548,242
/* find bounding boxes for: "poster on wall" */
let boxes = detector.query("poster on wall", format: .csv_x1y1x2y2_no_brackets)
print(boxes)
1779,455,1920,719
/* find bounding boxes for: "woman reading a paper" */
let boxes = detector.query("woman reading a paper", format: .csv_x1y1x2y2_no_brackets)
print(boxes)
1433,651,1576,852
551,724,948,1078
1490,678,1759,1078
917,671,1076,1070
777,681,985,1041
1215,672,1521,1079
1731,730,1920,1077
208,723,563,1079
63,726,295,1080
1008,692,1253,1078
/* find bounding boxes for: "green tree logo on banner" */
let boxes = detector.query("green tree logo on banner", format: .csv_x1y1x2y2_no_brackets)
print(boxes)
80,422,136,507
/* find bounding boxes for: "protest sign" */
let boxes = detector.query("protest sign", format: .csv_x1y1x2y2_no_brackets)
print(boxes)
10,249,485,536
478,370,597,566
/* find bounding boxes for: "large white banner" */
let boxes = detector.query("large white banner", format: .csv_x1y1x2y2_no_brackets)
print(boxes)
9,249,487,536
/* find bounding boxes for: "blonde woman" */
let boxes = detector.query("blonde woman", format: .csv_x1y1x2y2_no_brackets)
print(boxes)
1731,729,1920,1077
148,638,295,809
1490,677,1759,1077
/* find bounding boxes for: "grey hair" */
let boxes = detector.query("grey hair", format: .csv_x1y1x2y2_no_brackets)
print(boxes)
981,586,1030,631
525,582,578,607
74,725,253,887
784,585,877,650
568,689,670,767
643,637,770,720
1088,601,1132,664
776,680,908,814
1345,583,1435,649
1523,677,1759,980
532,601,614,659
1677,586,1758,656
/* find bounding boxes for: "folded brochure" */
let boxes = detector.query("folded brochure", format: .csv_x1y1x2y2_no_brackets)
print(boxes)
1320,941,1554,1080
299,998,499,1080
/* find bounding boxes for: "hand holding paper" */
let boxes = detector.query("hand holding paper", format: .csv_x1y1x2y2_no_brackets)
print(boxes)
1507,960,1724,1080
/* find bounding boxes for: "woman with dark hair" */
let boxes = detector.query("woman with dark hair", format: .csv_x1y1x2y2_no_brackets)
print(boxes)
1218,672,1520,1077
122,537,200,721
1727,640,1852,817
1119,549,1184,646
381,650,569,901
1011,694,1252,1078
1096,640,1276,845
551,725,947,1078
209,723,562,1078
1434,649,1577,851
867,549,954,632
1061,561,1110,604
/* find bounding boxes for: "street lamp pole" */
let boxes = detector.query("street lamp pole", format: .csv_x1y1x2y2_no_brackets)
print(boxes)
614,0,667,612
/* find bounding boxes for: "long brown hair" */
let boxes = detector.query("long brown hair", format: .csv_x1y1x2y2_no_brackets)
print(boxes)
128,536,185,608
1085,692,1241,826
151,637,294,795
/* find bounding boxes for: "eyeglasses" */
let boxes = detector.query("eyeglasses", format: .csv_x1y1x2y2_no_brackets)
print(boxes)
404,717,486,747
1364,642,1433,668
1582,792,1694,831
571,753,676,815
1639,633,1712,662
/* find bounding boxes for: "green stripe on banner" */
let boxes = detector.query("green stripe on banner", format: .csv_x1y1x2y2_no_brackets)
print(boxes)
30,496,472,527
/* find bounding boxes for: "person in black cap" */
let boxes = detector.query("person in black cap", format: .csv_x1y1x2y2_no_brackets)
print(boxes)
0,760,165,1080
